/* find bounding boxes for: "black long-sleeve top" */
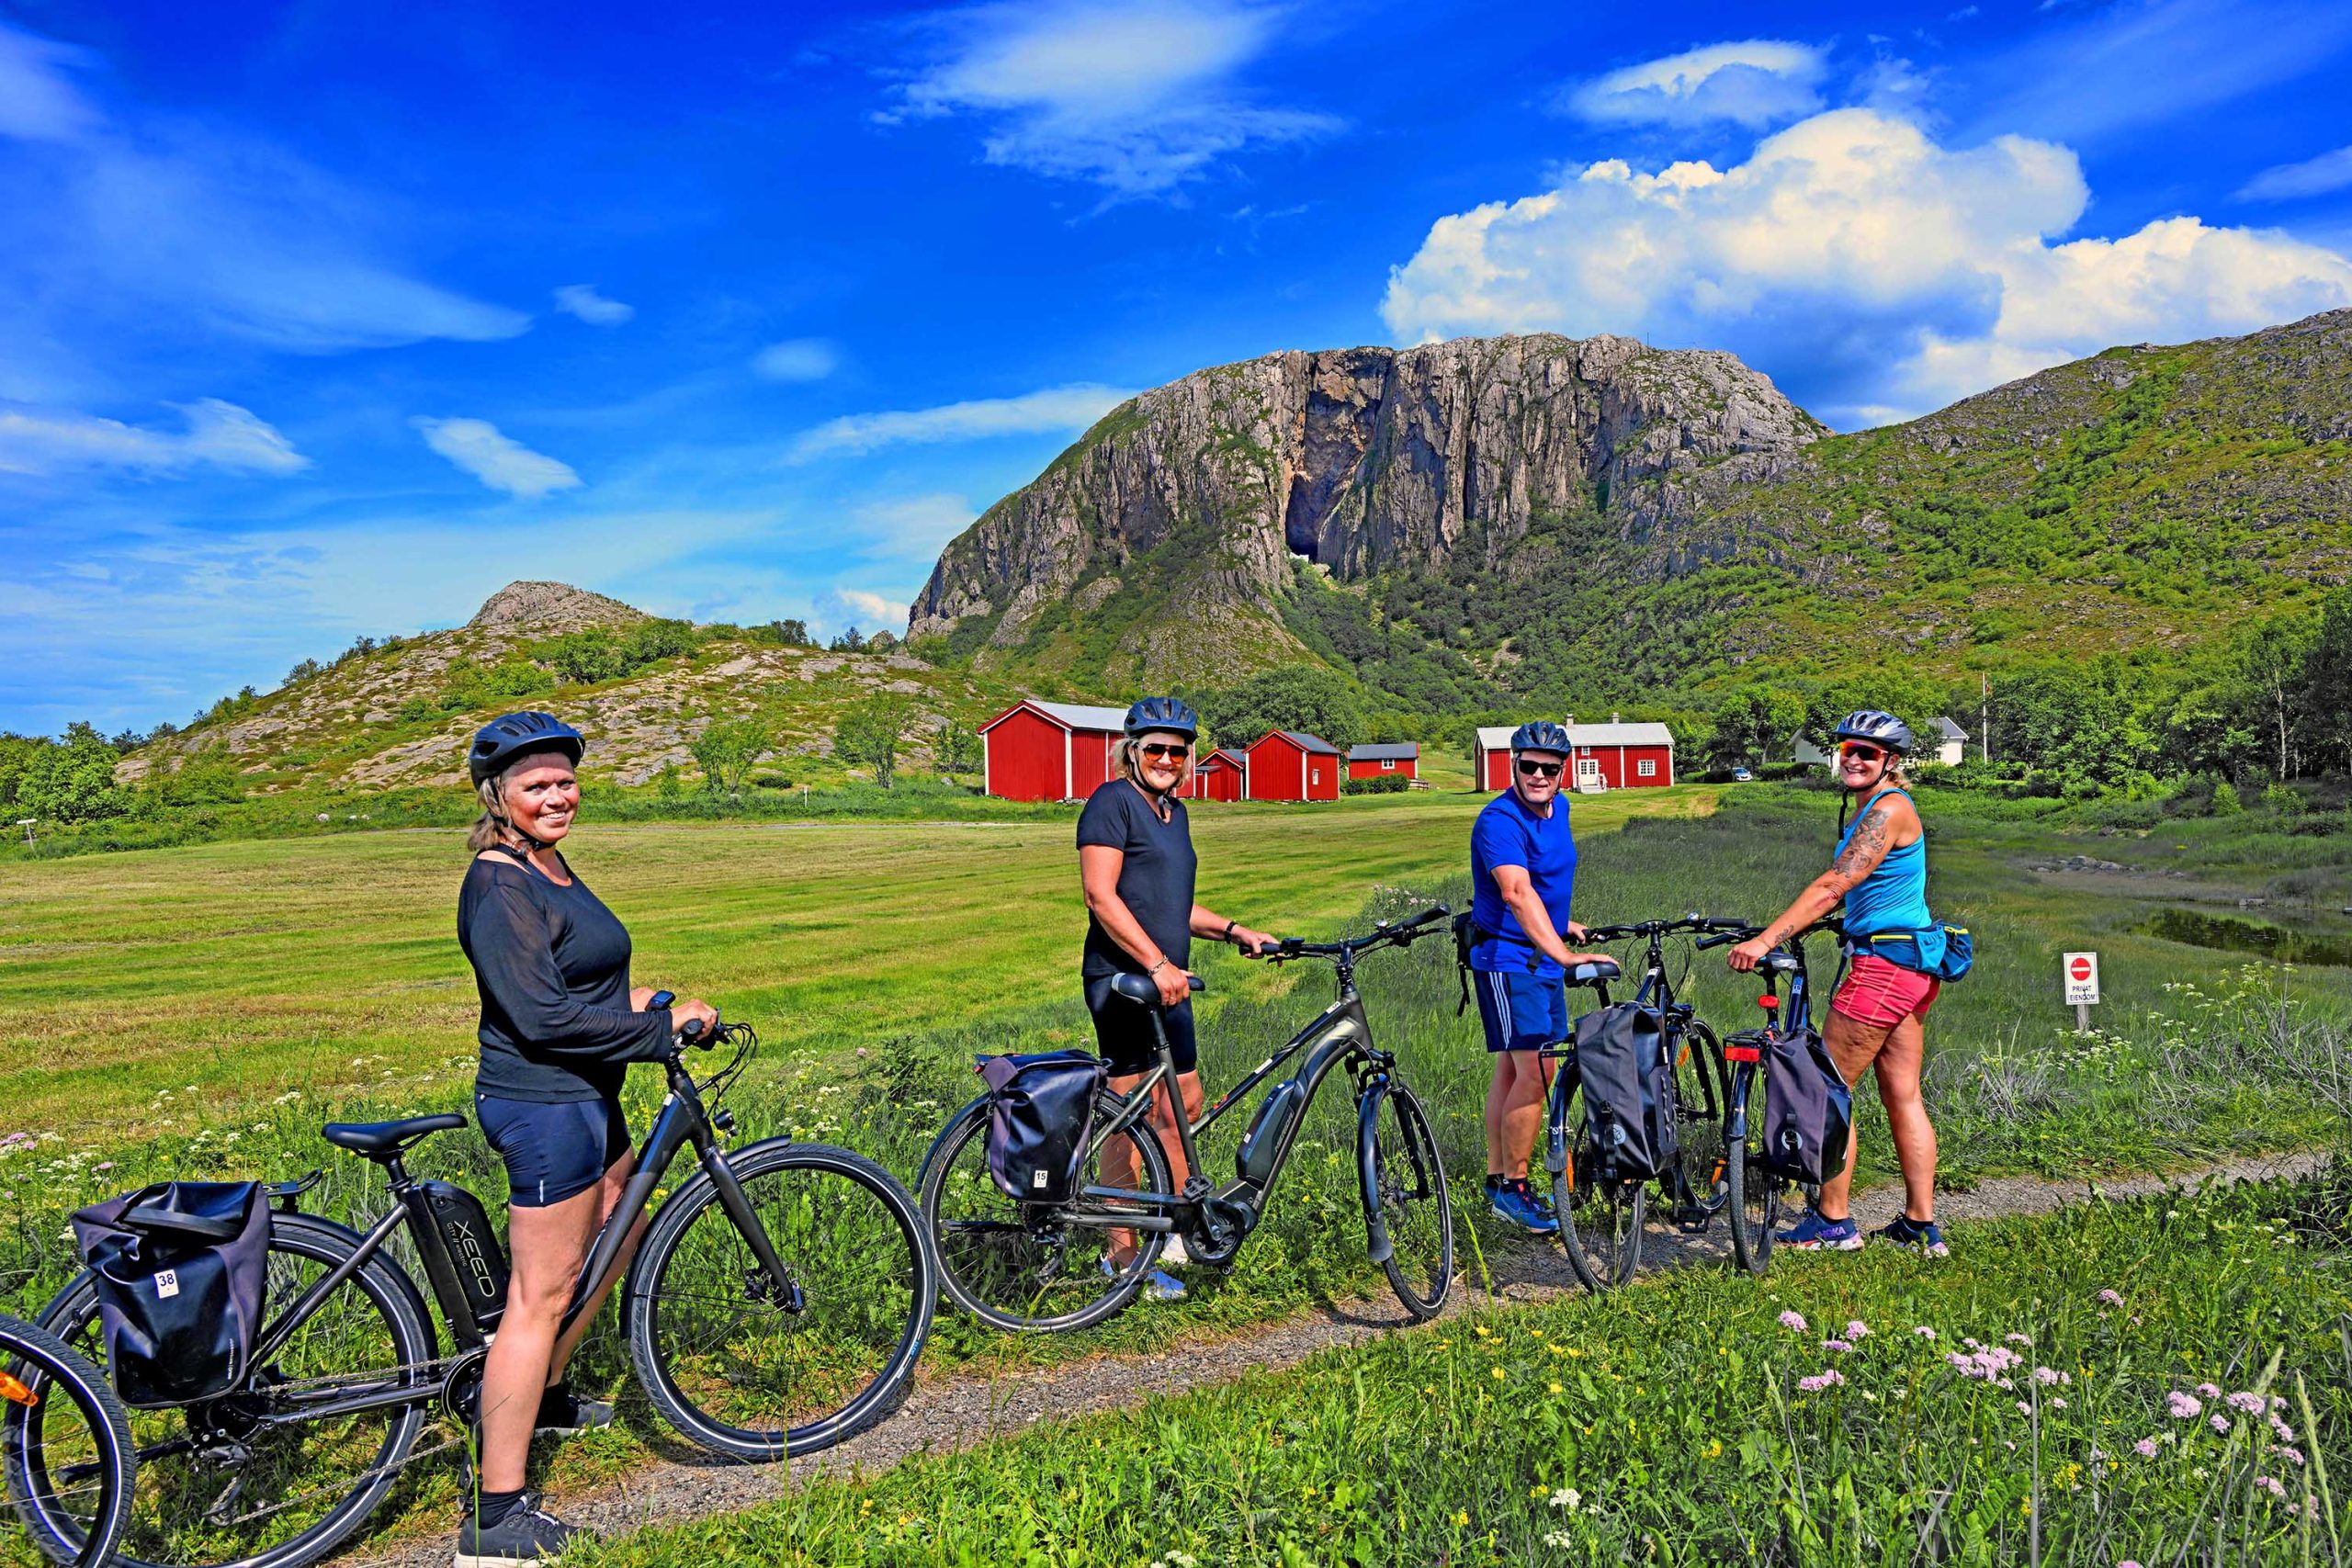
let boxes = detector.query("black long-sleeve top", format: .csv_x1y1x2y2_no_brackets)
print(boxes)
458,853,674,1102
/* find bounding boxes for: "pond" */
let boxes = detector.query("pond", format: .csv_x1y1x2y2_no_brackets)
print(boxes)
2138,908,2352,968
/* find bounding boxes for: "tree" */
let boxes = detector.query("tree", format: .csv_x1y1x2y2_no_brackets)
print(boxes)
836,694,914,788
2299,589,2352,774
830,626,866,653
15,723,130,824
1703,685,1805,768
759,619,813,648
689,715,773,800
1194,665,1367,750
933,718,982,779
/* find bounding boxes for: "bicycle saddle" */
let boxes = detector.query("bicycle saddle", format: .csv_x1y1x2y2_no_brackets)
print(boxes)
1105,972,1204,1006
1564,957,1621,987
322,1113,467,1158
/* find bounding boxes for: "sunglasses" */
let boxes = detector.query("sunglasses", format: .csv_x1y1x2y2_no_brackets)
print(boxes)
1138,742,1191,761
1515,759,1564,778
1838,741,1888,762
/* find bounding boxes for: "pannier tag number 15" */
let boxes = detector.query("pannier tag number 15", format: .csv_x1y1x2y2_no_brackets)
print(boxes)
154,1269,179,1299
1033,1169,1048,1190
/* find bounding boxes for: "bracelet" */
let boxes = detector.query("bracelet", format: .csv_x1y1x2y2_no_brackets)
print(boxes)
1148,957,1169,976
1221,919,1238,943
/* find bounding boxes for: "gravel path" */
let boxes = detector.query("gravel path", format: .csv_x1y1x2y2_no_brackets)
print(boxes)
344,1149,2323,1566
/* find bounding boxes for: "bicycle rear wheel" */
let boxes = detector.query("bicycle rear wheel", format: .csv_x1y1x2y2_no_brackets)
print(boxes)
30,1213,433,1568
1361,1082,1453,1321
1668,1019,1731,1229
628,1140,935,1461
1725,1055,1785,1277
0,1313,136,1567
1547,1075,1645,1294
919,1093,1171,1333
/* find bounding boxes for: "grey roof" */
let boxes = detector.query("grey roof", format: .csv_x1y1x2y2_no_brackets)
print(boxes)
1022,700,1131,732
1276,730,1341,755
1348,742,1419,761
1475,722,1675,750
1937,716,1969,741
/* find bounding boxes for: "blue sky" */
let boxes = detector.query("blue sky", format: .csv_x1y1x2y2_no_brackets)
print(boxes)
4,0,2350,736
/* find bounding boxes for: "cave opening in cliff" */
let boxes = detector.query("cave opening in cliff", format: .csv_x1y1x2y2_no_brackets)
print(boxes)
1283,475,1320,561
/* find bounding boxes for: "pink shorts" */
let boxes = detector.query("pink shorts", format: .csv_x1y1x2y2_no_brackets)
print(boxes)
1831,953,1940,1029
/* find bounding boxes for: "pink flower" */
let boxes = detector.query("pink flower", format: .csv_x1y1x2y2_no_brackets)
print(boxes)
2006,1333,2032,1347
2227,1392,2266,1415
1796,1369,1847,1393
2196,1382,2221,1399
1844,1320,1871,1339
2051,1397,2068,1409
1779,1311,1808,1333
2120,1561,2145,1568
2256,1475,2287,1500
92,1161,114,1173
2133,1438,2159,1459
2271,1416,2297,1443
1823,1339,1853,1354
2017,1400,2033,1416
1912,1326,1937,1340
2097,1289,2125,1307
2033,1367,2064,1385
2210,1414,2231,1435
2279,1446,2306,1467
2167,1392,2203,1419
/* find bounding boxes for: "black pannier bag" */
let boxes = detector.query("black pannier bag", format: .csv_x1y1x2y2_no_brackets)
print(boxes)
975,1051,1107,1203
71,1180,270,1408
1572,1003,1679,1182
1761,1023,1854,1186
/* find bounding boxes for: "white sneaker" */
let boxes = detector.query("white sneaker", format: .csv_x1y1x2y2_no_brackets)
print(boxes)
1161,1235,1190,1269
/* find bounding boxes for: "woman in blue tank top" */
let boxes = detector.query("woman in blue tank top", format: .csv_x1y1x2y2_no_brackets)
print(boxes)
1726,711,1948,1258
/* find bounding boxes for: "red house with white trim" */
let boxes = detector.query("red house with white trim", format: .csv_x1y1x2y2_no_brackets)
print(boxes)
1472,718,1676,791
1183,747,1247,802
1243,730,1341,801
978,699,1130,801
1346,742,1419,782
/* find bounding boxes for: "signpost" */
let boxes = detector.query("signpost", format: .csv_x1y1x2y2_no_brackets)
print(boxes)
2063,951,2100,1032
14,818,31,850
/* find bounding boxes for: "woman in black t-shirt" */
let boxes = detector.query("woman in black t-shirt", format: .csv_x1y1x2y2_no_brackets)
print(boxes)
1078,698,1273,1299
451,712,717,1565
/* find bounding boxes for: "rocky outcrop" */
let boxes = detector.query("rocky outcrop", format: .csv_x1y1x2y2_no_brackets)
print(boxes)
467,581,646,634
909,334,1820,681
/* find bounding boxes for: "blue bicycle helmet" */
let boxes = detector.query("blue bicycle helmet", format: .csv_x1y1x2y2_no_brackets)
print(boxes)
1123,697,1200,741
1830,709,1914,756
468,711,585,786
1510,720,1573,754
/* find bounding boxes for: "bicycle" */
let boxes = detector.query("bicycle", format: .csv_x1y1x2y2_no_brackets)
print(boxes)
920,907,1457,1332
23,1010,937,1568
1694,918,1839,1276
0,1313,137,1567
1538,914,1751,1294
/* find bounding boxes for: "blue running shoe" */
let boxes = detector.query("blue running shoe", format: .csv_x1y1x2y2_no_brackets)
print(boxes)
1487,1177,1559,1236
1872,1214,1950,1258
1102,1256,1186,1301
1777,1210,1863,1251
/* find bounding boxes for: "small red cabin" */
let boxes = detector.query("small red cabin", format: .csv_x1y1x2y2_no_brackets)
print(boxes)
978,699,1130,801
1183,747,1247,802
1243,729,1341,802
1346,742,1419,782
1472,719,1676,792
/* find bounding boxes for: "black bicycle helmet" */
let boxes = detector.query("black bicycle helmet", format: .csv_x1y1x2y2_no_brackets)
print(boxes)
1830,709,1913,756
468,711,585,787
1510,719,1572,755
1123,696,1200,741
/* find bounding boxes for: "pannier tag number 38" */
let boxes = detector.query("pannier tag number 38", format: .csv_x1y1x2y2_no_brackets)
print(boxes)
154,1269,179,1299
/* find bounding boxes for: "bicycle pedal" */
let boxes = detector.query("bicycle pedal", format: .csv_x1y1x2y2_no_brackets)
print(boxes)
1674,1207,1713,1234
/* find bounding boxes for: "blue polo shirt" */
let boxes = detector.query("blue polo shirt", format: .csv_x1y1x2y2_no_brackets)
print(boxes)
1468,788,1577,977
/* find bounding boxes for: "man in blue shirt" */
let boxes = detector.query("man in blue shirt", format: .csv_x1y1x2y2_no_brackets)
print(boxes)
1469,721,1589,1234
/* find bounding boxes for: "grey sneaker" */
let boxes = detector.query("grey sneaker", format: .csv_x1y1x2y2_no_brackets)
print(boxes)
455,1494,590,1567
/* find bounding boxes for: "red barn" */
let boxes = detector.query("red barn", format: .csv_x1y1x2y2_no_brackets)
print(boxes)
978,700,1129,801
1243,730,1341,802
1183,747,1247,802
1472,718,1676,791
1346,742,1419,782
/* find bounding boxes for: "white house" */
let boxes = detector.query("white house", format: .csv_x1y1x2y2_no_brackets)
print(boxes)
1794,716,1970,768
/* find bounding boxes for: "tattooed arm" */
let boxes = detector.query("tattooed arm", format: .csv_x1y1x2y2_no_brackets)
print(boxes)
1725,795,1918,973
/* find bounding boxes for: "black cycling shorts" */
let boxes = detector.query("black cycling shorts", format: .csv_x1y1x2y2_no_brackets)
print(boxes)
1084,974,1197,1077
475,1092,632,1209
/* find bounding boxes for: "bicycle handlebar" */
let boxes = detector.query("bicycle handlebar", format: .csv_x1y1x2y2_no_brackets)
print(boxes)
1580,913,1754,942
1265,903,1452,963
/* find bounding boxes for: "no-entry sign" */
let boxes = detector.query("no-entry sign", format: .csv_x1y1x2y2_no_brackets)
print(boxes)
2064,952,2100,1006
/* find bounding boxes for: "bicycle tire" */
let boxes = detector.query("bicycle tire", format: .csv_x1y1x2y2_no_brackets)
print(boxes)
626,1139,935,1461
918,1092,1172,1333
1668,1018,1732,1228
32,1213,433,1568
0,1312,137,1567
1546,1073,1645,1294
1360,1082,1453,1321
1725,1055,1784,1277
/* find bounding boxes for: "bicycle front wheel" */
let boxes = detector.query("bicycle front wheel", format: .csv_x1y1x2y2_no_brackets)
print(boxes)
1548,1075,1646,1294
1668,1019,1732,1229
1725,1057,1785,1277
1361,1082,1453,1321
919,1093,1172,1334
627,1140,935,1461
0,1313,136,1567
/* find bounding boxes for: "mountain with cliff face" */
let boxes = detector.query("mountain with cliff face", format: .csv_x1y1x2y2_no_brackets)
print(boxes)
910,312,2352,701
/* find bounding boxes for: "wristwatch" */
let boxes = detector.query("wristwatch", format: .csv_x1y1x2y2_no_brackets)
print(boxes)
1220,919,1238,943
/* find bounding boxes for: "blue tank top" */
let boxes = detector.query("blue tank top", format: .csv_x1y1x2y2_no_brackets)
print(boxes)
1837,788,1939,964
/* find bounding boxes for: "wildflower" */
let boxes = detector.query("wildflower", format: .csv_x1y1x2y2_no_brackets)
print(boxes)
1549,1487,1581,1511
1703,1438,1723,1460
1913,1326,1937,1340
2018,1401,2033,1416
1844,1319,1871,1339
1490,1367,1506,1382
2133,1439,2159,1459
2279,1446,2306,1467
92,1161,113,1173
1779,1310,1808,1333
1823,1338,1853,1354
2256,1475,2287,1500
2210,1414,2231,1435
1548,1382,1563,1394
2034,1367,2064,1385
2225,1392,2266,1415
2051,1397,2068,1410
2196,1382,2221,1399
2005,1333,2031,1346
2120,1561,2145,1568
2167,1392,2202,1419
2089,1447,2108,1462
1542,1532,1573,1548
2270,1415,2297,1442
2097,1289,2125,1307
1453,1510,1469,1528
1796,1369,1847,1393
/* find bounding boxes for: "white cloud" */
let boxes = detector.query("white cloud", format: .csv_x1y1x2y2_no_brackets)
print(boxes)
2237,144,2352,203
0,398,308,477
1380,107,2352,424
751,338,840,382
552,284,633,325
886,0,1336,197
787,382,1135,461
826,587,908,627
853,492,976,557
1563,40,1826,129
412,417,582,499
0,20,99,141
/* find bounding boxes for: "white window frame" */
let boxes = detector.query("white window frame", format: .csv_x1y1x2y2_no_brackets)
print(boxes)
1636,758,1657,778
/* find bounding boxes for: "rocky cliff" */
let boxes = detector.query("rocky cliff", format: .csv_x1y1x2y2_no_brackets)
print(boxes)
910,334,1822,685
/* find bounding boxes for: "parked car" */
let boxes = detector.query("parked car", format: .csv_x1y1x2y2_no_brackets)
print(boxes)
1731,766,1754,782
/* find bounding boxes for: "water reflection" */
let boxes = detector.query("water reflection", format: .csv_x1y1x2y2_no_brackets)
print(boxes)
2139,908,2352,967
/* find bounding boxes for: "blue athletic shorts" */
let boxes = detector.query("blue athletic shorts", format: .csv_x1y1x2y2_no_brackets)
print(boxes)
475,1092,632,1208
1473,966,1569,1053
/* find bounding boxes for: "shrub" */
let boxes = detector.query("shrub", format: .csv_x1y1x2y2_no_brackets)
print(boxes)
836,695,916,789
690,715,774,799
2212,779,2244,817
1342,774,1409,795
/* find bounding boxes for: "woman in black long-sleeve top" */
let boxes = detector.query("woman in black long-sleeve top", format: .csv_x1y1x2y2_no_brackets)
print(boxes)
452,712,716,1566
